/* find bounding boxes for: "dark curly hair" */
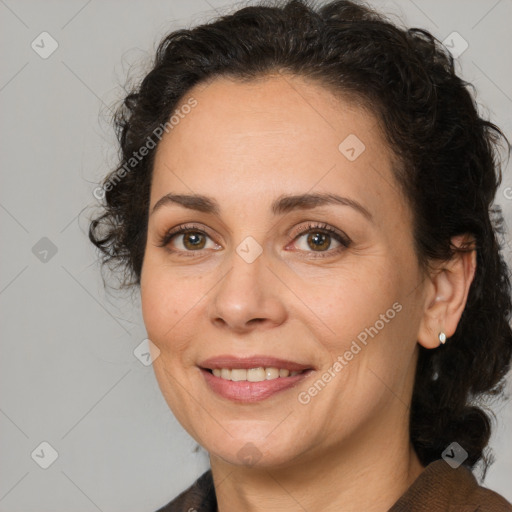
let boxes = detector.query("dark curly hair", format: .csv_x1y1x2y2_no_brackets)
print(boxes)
89,0,512,473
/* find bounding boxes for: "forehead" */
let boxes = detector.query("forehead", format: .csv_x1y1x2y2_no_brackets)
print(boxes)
151,74,404,222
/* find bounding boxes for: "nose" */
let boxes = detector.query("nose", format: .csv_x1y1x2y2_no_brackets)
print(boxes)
208,248,287,334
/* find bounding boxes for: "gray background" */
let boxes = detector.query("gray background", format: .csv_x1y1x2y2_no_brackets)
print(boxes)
1,0,511,510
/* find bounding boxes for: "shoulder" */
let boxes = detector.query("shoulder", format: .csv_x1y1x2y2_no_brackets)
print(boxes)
389,459,512,512
154,470,216,512
153,461,512,512
465,479,512,512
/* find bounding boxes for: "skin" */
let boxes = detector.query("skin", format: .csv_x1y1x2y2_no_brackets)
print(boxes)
140,73,476,512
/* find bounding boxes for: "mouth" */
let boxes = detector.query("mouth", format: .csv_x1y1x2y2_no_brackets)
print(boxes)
198,355,314,402
205,367,307,381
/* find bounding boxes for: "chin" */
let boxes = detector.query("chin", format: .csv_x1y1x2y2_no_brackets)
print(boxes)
207,437,305,469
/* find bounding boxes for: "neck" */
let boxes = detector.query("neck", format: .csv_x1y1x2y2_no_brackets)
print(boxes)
210,411,424,512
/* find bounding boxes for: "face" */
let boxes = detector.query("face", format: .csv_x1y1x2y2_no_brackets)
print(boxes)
140,74,427,469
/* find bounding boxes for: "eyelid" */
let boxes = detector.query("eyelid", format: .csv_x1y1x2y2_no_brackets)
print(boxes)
157,223,218,248
158,221,351,256
288,222,351,245
285,222,351,258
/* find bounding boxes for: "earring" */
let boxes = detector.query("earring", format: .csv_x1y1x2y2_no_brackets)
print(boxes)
438,331,446,344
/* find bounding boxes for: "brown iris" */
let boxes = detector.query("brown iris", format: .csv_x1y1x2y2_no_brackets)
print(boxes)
182,231,207,250
307,232,330,251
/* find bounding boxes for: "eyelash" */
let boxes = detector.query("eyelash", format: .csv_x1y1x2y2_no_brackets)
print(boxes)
157,222,351,258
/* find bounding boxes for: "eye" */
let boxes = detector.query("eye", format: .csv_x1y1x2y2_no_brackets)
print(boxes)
158,222,351,258
158,224,220,255
290,222,351,257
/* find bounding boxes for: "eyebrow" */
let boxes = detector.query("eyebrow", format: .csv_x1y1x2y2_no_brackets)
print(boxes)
150,192,373,221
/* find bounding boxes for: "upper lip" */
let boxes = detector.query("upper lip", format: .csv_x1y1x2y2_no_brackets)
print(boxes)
199,355,313,372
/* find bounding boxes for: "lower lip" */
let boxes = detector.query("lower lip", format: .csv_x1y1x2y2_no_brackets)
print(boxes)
201,368,312,403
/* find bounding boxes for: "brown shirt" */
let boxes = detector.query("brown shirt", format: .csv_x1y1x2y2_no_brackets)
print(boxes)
155,459,512,511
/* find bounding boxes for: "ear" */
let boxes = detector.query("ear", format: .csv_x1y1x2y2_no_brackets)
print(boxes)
417,234,477,349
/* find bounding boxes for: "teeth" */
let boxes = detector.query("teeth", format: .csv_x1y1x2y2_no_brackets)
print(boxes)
210,367,305,382
248,368,266,382
231,369,247,381
266,367,279,379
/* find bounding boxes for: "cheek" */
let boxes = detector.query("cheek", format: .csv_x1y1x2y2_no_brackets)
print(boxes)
306,263,413,394
140,256,212,361
303,262,401,340
140,260,183,345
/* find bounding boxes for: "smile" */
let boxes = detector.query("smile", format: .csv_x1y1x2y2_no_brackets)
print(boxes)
199,355,314,402
210,367,304,381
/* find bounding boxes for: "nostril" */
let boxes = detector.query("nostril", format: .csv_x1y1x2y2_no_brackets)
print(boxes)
248,318,265,325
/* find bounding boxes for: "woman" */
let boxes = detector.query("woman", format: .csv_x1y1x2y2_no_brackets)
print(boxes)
89,0,512,510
